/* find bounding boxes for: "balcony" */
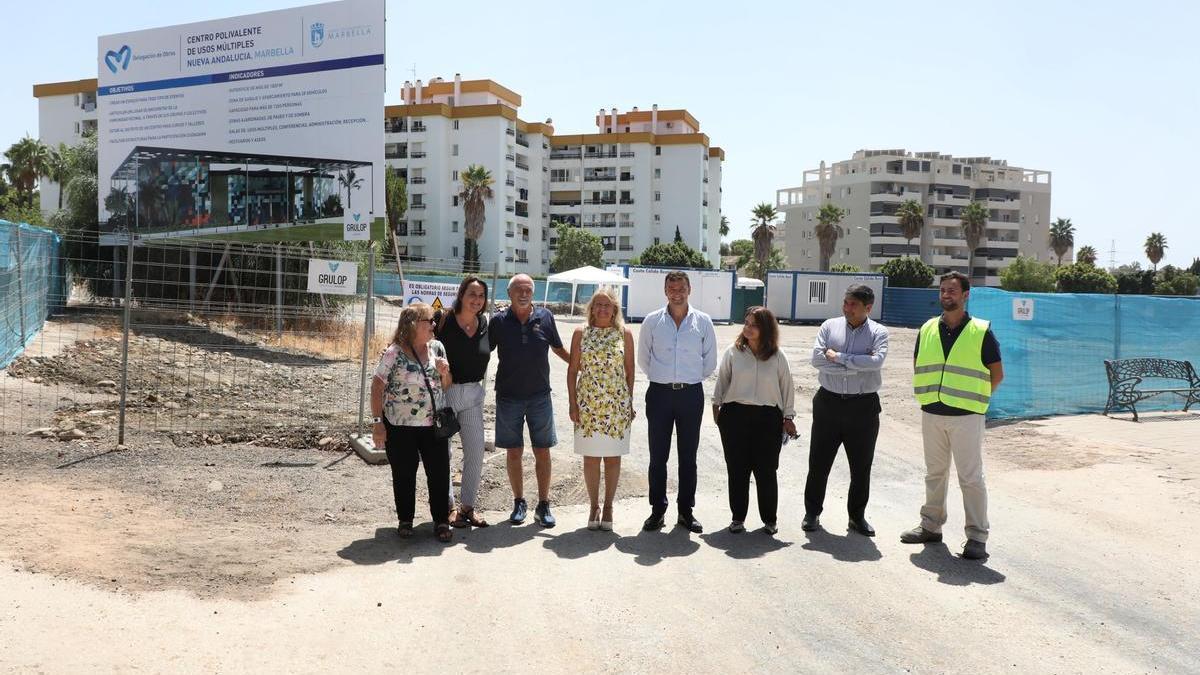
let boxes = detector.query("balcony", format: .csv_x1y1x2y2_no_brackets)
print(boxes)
584,199,617,205
516,256,528,263
703,176,709,183
619,198,634,205
619,151,635,158
620,173,635,181
410,151,427,159
410,203,427,210
409,177,426,184
385,121,406,133
410,229,427,236
505,205,515,212
505,256,514,262
385,149,407,159
505,178,515,186
702,200,709,206
619,244,634,251
506,128,516,136
506,231,515,238
618,221,634,228
504,153,515,162
585,150,618,159
550,150,581,160
522,233,529,241
550,200,582,207
515,204,529,218
515,162,530,171
585,174,617,182
585,222,617,229
411,123,426,132
516,135,529,147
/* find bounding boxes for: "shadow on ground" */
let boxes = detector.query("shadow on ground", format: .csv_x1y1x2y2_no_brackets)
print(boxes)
800,528,882,563
908,542,1006,585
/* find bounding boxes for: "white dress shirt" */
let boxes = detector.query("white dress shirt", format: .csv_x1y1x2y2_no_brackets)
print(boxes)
637,304,718,384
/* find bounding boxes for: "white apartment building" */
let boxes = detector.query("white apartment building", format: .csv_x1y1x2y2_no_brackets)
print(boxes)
33,75,724,275
776,149,1053,286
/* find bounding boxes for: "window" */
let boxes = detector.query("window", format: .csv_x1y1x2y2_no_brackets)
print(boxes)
952,164,962,175
654,168,661,178
906,160,920,172
452,221,459,232
453,120,459,130
452,144,459,156
452,246,459,257
809,280,828,304
452,170,459,181
654,191,661,202
654,214,660,222
452,196,459,207
655,146,662,156
654,237,660,245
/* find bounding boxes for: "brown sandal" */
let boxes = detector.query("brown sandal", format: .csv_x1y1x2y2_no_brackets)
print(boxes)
435,523,453,543
461,507,489,528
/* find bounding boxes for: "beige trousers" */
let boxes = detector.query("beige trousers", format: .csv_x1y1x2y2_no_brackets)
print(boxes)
919,411,989,542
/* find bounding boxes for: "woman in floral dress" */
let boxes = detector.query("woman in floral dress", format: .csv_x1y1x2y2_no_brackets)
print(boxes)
567,288,635,531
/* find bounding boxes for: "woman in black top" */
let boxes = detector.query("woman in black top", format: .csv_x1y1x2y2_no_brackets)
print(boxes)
436,276,493,527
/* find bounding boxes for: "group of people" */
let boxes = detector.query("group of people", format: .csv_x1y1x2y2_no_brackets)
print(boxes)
370,269,1002,561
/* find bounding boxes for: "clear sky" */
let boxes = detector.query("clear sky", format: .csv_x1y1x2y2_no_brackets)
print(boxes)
3,0,1197,268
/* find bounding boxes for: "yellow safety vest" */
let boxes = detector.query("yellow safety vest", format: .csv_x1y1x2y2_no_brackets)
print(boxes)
912,317,992,414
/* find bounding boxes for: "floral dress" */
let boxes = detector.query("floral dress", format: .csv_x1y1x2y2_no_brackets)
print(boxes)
574,326,632,457
375,340,447,427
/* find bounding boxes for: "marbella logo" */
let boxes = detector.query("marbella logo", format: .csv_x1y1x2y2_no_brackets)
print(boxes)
310,22,324,48
105,45,132,73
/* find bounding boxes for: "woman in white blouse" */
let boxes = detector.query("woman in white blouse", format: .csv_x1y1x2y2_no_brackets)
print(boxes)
712,306,797,534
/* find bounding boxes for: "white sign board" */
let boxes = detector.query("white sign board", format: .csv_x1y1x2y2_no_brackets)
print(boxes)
343,210,369,240
1013,298,1035,321
623,267,734,322
307,259,357,295
402,280,459,311
97,0,385,243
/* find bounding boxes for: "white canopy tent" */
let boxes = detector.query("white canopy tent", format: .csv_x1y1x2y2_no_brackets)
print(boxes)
541,265,631,315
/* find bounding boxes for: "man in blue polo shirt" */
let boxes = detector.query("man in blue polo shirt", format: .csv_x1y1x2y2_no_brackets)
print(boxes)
489,274,571,527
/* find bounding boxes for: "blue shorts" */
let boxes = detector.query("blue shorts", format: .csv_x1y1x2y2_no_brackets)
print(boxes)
495,393,557,449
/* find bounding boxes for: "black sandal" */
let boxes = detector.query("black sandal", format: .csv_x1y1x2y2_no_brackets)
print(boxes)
397,521,414,538
435,523,453,543
453,507,489,528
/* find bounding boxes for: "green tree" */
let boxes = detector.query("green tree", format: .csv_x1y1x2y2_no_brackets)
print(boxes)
674,225,684,243
46,143,70,210
1000,256,1057,292
960,201,989,282
1055,263,1117,293
458,164,494,272
3,135,50,208
750,202,778,276
384,166,408,278
1153,265,1199,296
1188,257,1200,276
551,225,604,272
719,215,729,237
1048,217,1075,266
636,241,711,269
1114,263,1155,295
1144,232,1167,271
1075,245,1098,266
743,246,786,280
896,198,924,257
815,202,846,271
43,134,103,294
729,239,754,268
830,263,860,273
879,256,934,288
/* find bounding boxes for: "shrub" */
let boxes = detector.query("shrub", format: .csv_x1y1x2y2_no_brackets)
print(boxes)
999,256,1056,292
879,257,934,288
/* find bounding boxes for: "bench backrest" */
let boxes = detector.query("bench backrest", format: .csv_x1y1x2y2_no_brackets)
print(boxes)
1105,358,1200,385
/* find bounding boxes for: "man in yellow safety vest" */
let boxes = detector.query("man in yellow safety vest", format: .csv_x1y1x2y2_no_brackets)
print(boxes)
901,271,1004,560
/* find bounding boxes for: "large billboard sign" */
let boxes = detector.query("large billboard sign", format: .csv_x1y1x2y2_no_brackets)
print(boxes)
97,0,385,244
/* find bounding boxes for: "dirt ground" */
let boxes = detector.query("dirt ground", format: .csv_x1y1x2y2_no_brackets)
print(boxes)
2,315,1199,672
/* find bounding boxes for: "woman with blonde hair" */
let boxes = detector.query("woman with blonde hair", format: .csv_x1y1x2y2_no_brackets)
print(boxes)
370,302,455,543
567,287,635,531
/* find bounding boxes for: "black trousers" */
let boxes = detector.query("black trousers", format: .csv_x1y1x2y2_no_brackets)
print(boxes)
717,402,783,524
646,383,704,514
383,420,451,525
804,388,881,521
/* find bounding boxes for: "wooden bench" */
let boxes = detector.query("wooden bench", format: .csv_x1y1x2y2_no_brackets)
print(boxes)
1103,358,1200,421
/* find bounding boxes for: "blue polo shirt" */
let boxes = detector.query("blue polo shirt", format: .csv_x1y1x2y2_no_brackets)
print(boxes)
488,306,564,399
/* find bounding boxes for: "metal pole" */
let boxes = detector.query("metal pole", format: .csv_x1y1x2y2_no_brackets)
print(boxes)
117,236,135,446
189,248,196,310
489,261,500,313
275,244,284,339
356,242,376,436
13,224,25,342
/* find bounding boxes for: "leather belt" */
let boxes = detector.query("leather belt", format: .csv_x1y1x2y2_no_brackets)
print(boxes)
652,382,699,390
819,387,877,400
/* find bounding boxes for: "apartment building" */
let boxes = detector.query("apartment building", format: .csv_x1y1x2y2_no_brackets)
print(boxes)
33,74,724,275
775,149,1053,286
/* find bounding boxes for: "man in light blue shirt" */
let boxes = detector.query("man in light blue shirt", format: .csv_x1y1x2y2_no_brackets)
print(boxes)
804,284,889,537
637,271,718,533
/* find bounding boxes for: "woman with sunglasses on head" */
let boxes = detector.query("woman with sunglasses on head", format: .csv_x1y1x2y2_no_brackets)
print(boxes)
370,302,455,543
712,306,797,535
435,276,492,528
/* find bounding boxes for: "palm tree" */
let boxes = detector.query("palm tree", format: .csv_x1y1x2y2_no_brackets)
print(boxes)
384,166,408,279
896,199,924,257
4,136,51,208
750,202,778,274
46,143,70,210
1075,245,1098,266
815,203,846,272
1048,217,1075,266
337,168,364,210
959,201,989,283
1144,232,1167,271
458,164,494,272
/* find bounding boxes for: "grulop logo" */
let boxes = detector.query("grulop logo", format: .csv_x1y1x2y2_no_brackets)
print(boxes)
105,45,132,73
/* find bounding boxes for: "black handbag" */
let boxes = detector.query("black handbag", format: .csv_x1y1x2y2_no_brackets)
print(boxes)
414,343,460,440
